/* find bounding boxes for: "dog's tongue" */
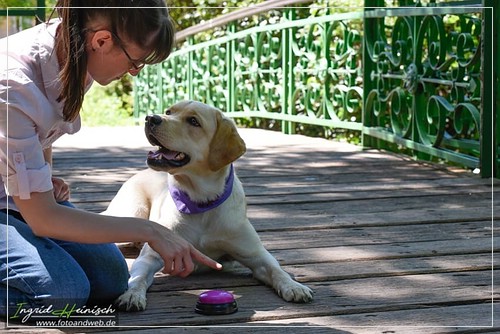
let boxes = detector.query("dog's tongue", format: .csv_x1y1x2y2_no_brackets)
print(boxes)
148,149,178,160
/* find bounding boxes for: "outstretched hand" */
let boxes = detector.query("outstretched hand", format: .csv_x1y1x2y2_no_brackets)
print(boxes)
148,226,222,278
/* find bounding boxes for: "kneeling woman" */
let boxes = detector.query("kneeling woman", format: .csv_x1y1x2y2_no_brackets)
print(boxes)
0,0,220,318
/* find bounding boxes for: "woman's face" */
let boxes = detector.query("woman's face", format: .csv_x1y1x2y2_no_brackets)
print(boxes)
85,30,149,86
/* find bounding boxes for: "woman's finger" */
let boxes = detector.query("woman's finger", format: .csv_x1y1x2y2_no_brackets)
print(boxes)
190,246,222,271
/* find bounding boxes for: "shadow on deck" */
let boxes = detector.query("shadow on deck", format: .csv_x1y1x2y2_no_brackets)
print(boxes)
3,127,499,334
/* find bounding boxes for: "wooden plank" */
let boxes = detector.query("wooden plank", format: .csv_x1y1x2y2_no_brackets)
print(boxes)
61,176,492,199
243,193,497,218
252,303,498,329
255,221,494,250
67,184,495,209
245,207,497,235
116,220,493,255
0,329,66,333
116,219,493,259
266,237,498,265
54,155,467,184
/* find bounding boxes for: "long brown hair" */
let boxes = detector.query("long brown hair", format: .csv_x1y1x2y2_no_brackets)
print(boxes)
54,0,175,122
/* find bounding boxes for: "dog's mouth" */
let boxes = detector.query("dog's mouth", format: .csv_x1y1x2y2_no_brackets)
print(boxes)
146,134,191,168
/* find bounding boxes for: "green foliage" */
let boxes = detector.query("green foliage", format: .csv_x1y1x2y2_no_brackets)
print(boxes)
81,77,135,127
0,0,37,8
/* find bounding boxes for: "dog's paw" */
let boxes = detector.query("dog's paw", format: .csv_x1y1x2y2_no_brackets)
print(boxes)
114,288,147,312
278,281,314,303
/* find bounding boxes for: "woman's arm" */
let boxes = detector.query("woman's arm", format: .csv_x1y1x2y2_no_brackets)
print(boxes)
13,191,221,277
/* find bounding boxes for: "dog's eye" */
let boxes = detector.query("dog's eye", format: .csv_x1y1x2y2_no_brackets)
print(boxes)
187,117,201,127
165,109,171,115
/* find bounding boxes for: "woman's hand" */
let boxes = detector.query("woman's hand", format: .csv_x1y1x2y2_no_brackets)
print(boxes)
148,224,222,278
52,177,70,202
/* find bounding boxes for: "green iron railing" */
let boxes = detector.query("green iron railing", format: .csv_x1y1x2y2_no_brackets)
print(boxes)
0,0,46,24
133,0,498,178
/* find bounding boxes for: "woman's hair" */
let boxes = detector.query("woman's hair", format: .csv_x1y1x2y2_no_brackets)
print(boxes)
54,0,175,122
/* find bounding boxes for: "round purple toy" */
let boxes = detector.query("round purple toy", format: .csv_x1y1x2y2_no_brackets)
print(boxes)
195,290,238,315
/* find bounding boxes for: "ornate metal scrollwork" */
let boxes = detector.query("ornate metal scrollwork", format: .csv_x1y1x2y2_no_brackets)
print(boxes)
365,5,482,158
291,19,363,126
403,63,418,94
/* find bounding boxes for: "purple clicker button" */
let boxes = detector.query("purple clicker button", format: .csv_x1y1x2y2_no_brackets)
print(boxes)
195,290,238,315
199,290,234,304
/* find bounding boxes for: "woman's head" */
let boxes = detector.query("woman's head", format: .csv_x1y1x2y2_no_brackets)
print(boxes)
55,0,175,122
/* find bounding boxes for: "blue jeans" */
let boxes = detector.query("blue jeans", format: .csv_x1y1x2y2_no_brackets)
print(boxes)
0,201,129,318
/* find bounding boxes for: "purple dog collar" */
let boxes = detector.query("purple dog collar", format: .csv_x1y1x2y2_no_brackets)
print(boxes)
169,164,234,214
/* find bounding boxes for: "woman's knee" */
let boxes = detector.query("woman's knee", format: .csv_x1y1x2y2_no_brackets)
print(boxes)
94,246,129,300
100,245,129,300
55,241,129,302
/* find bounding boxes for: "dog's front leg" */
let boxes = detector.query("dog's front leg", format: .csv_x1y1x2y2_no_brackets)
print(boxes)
115,244,164,311
244,249,314,303
227,224,314,303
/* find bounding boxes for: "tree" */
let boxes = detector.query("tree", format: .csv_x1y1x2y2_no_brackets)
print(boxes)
168,0,267,31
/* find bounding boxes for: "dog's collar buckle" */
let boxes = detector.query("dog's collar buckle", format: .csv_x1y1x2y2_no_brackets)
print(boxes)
169,164,234,214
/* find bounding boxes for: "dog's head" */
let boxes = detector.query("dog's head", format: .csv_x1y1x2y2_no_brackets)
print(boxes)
144,100,246,173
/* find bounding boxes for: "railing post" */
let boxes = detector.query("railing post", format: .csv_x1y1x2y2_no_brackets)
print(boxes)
171,58,177,103
133,76,139,122
481,0,498,178
362,0,384,148
227,23,236,114
36,0,45,23
187,36,195,100
282,8,295,135
157,63,163,114
492,0,498,178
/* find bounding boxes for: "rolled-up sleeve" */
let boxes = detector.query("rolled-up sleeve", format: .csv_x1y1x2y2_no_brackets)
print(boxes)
0,134,52,200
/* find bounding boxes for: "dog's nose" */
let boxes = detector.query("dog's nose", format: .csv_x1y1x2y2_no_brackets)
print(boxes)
145,114,162,127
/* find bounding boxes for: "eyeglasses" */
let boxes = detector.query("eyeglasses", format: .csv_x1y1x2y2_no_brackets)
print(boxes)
109,31,146,71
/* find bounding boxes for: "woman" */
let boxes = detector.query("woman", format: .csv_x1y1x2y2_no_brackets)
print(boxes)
0,0,221,317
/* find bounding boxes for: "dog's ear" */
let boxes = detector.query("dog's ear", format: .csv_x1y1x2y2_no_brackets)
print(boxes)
208,112,246,171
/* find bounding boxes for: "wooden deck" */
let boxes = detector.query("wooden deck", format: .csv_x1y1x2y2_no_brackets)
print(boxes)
4,126,499,333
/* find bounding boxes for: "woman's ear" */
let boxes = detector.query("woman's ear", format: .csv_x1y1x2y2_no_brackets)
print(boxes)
90,30,113,52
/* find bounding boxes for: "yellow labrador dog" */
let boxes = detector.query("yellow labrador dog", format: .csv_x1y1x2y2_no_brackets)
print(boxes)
106,101,313,311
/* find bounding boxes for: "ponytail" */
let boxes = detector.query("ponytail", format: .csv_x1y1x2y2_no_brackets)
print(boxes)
55,0,87,122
